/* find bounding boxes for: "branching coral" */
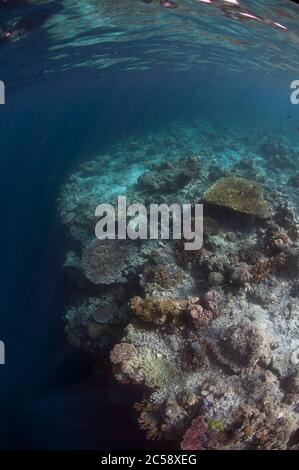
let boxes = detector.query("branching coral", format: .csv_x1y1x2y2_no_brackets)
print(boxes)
135,398,188,442
181,341,208,372
231,403,294,450
134,399,163,441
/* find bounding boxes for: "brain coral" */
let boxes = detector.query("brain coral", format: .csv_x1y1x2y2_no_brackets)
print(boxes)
203,177,270,219
81,239,139,285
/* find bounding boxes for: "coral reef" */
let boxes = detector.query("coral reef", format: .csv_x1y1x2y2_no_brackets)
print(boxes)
59,120,299,450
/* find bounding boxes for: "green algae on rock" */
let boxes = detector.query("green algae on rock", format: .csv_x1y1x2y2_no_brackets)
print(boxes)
203,177,270,219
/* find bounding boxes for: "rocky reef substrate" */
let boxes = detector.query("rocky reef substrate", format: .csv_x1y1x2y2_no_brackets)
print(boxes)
59,121,299,449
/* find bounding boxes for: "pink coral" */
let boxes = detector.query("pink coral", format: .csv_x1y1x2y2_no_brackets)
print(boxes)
186,292,223,329
110,343,142,384
201,290,223,316
181,416,209,450
230,263,253,285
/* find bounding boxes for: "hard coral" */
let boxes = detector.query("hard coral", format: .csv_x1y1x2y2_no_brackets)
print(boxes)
138,354,178,389
221,323,267,368
250,258,271,283
180,416,209,450
249,252,286,283
208,271,225,286
135,398,188,442
201,290,223,316
110,342,142,384
265,225,289,254
260,140,296,170
181,341,208,372
82,239,139,285
143,264,175,289
188,304,214,329
230,262,253,285
274,202,298,240
130,296,185,325
110,342,137,364
135,399,163,441
231,403,293,449
203,177,270,219
186,292,223,329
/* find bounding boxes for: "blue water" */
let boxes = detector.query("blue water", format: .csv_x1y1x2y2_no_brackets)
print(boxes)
0,0,299,449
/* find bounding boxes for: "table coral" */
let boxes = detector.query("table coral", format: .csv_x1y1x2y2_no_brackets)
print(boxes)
81,239,141,285
203,177,271,219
